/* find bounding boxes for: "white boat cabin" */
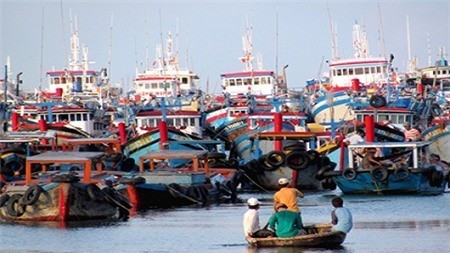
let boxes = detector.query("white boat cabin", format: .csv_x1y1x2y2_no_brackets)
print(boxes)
135,110,202,137
221,71,276,97
354,108,414,130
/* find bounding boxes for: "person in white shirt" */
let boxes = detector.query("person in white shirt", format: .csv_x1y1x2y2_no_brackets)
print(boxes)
243,198,261,237
331,197,353,233
343,128,365,145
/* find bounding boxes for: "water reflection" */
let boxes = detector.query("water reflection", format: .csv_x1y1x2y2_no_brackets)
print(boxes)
0,219,126,229
356,219,450,229
244,245,347,253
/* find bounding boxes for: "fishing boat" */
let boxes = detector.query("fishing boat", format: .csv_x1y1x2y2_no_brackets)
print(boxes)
115,149,238,210
132,31,200,100
321,140,447,195
246,223,346,248
0,151,131,222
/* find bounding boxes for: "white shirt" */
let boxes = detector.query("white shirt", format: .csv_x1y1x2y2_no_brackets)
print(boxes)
332,207,353,233
243,209,260,236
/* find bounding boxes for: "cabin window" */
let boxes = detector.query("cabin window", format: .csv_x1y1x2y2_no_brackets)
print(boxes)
81,113,87,121
261,77,267,84
224,79,229,86
405,115,412,123
148,119,156,127
336,69,342,76
376,67,381,73
59,114,69,122
181,77,188,84
378,114,388,122
229,79,235,86
254,78,260,85
348,68,354,75
70,114,76,121
236,79,243,86
343,69,348,75
76,114,81,121
355,68,363,75
191,118,196,126
364,67,370,74
267,77,272,84
397,115,405,123
244,78,252,85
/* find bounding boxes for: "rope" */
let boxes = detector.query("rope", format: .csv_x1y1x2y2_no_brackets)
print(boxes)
165,184,204,205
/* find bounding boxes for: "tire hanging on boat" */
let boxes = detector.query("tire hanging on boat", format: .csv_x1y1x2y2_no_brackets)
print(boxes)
285,151,310,170
342,168,358,181
258,155,278,171
393,166,410,181
6,194,26,217
370,166,389,182
22,185,43,205
369,95,387,108
118,177,146,185
316,164,335,180
265,150,286,167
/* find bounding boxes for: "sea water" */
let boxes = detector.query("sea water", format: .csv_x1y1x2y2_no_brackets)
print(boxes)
0,190,449,253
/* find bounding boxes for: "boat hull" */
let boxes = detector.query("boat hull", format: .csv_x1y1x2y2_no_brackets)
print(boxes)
246,224,346,248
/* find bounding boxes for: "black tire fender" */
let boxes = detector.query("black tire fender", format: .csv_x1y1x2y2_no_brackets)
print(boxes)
342,168,358,181
285,151,311,170
258,155,278,172
119,177,146,185
370,95,387,108
393,167,410,181
22,185,43,205
370,166,389,182
316,164,335,180
7,194,26,217
266,150,286,167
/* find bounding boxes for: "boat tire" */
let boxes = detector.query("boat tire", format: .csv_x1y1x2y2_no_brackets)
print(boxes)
285,151,311,170
322,178,337,190
370,95,387,108
7,194,26,217
266,150,286,167
258,155,278,172
120,158,135,172
429,169,444,187
0,194,10,207
22,185,43,205
118,177,146,185
283,142,307,152
370,166,389,182
86,184,105,202
342,168,358,181
393,167,410,181
4,156,25,175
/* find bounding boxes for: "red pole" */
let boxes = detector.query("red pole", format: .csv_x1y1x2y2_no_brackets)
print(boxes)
56,88,63,97
351,78,360,92
118,122,126,144
365,115,375,142
11,112,19,131
274,113,282,151
158,120,168,149
38,119,48,145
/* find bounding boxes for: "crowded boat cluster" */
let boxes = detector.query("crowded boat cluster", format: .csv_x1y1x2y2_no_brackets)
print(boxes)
1,14,449,248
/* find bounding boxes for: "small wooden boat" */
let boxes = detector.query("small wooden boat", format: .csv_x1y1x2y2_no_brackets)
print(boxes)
246,224,346,248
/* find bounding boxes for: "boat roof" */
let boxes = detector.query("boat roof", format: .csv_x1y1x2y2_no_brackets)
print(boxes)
221,70,275,78
329,58,388,67
26,151,104,163
138,150,208,160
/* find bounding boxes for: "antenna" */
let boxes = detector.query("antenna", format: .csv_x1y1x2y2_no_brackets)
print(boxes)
108,12,114,79
145,19,149,70
275,13,279,77
327,3,338,60
159,9,165,69
39,6,45,91
60,1,67,62
427,32,431,66
406,15,411,63
377,3,386,58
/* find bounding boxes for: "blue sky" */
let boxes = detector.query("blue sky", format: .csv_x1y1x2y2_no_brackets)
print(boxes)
1,0,449,93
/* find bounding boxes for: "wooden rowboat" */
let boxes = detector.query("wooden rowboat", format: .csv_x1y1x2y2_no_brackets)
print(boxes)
246,224,346,248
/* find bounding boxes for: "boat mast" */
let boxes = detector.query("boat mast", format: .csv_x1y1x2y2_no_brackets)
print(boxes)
327,3,339,61
377,3,387,58
39,7,45,92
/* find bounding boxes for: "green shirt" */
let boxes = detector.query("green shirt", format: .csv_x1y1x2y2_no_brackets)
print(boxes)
269,210,303,238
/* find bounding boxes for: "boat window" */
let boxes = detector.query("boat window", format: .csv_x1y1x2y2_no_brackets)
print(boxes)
336,69,342,76
378,114,388,122
190,118,196,126
224,79,229,86
150,83,156,89
405,115,412,123
237,79,243,86
348,68,354,75
397,115,404,123
166,118,174,126
267,77,272,84
355,68,363,75
364,67,370,74
70,114,76,121
181,77,188,84
261,77,267,84
254,78,260,85
59,114,69,122
371,67,376,74
229,79,235,86
343,69,348,75
61,77,67,84
377,67,381,73
432,70,436,75
149,119,155,127
76,114,81,121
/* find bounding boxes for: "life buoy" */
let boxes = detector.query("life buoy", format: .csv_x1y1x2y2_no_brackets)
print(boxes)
285,151,310,170
86,184,105,202
370,166,389,182
321,178,337,190
6,194,26,217
258,155,278,172
265,150,286,167
118,177,146,185
342,168,358,181
22,185,43,205
0,194,10,207
369,95,387,108
393,167,410,181
283,141,307,152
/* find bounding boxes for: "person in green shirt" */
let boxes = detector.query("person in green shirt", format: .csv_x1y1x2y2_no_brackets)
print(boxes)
269,203,307,238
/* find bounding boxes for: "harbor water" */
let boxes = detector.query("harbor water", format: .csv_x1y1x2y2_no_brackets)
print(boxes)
0,190,449,253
